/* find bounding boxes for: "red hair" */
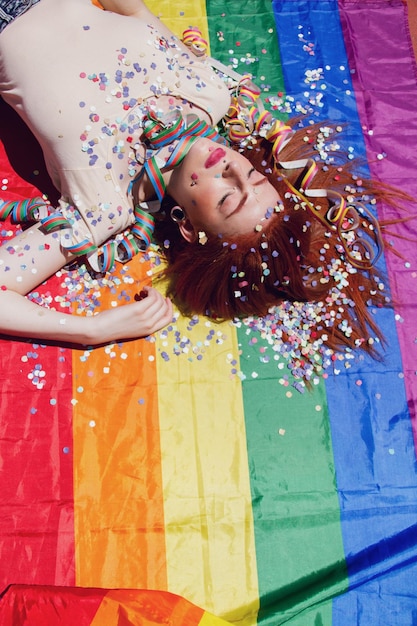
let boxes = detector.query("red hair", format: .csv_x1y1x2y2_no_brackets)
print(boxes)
154,121,407,356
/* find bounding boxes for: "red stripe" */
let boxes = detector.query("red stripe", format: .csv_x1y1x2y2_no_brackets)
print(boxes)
0,143,75,589
0,585,106,626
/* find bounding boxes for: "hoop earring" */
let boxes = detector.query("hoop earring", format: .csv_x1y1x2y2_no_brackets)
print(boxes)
170,206,186,223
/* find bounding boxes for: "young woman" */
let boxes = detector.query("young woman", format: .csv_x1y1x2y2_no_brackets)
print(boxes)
0,0,399,355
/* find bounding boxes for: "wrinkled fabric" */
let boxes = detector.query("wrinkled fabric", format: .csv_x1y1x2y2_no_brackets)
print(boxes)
0,1,417,625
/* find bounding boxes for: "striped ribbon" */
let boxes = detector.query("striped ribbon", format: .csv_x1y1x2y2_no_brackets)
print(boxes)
41,212,98,257
283,177,383,269
223,81,383,269
131,207,155,248
143,158,166,203
95,208,155,273
131,109,226,203
0,197,49,222
182,26,208,57
142,111,185,148
0,108,224,274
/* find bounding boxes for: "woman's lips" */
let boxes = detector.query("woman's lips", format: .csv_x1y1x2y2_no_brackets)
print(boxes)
204,148,226,168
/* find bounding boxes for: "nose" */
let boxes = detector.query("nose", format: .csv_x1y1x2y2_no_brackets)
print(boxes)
222,160,247,186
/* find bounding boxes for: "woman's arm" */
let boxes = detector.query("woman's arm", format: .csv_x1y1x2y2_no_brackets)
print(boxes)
0,225,172,345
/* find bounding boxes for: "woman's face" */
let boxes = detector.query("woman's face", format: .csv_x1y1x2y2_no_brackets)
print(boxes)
167,138,280,239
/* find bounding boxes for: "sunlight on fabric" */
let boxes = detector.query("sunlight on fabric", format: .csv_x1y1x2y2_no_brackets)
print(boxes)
72,261,167,590
145,3,260,622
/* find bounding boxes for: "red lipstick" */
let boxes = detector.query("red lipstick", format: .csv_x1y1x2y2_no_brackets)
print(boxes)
204,148,226,168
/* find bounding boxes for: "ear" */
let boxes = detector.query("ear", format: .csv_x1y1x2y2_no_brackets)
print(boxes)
178,217,198,243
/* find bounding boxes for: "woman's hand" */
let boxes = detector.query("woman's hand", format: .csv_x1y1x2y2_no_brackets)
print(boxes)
0,225,172,346
92,287,173,344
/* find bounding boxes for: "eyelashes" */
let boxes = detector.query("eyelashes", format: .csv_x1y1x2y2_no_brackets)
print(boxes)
219,193,229,206
219,167,256,206
190,165,257,208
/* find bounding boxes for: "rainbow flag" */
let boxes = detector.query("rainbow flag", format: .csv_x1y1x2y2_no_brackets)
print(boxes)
1,1,417,624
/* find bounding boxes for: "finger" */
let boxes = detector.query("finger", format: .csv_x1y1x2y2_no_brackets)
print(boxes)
148,298,174,331
140,287,170,314
139,286,165,307
136,289,166,316
133,292,172,332
164,298,173,322
149,297,173,325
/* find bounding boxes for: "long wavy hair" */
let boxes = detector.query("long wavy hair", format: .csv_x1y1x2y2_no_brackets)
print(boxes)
154,120,408,355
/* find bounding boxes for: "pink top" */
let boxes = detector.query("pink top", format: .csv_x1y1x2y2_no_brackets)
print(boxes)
0,0,231,262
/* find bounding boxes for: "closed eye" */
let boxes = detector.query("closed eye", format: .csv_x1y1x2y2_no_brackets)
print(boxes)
219,192,231,206
219,168,256,206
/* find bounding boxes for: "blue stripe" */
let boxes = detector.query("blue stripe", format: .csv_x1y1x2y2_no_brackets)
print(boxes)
273,1,417,623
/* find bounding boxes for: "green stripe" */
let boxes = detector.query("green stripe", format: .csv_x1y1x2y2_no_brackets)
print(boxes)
279,599,334,626
207,2,348,623
206,0,284,112
240,358,347,624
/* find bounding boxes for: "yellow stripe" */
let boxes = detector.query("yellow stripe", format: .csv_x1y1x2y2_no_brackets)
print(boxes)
200,611,235,626
145,2,260,620
155,309,259,625
147,0,211,49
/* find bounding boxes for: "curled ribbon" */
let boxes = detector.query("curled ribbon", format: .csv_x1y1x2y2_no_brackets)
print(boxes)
0,199,156,274
182,27,208,57
42,206,156,273
130,108,225,202
222,80,383,269
223,80,276,145
0,197,49,222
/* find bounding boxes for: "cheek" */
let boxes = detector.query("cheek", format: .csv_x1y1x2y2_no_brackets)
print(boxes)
186,197,218,230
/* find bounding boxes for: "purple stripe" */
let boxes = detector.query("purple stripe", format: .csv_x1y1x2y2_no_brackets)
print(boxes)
339,0,417,445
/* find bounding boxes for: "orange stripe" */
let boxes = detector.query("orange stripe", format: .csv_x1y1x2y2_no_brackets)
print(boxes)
72,257,167,589
90,589,206,626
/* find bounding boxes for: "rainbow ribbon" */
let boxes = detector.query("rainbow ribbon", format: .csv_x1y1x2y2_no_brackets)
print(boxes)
116,236,141,264
131,207,155,249
143,157,166,203
96,208,155,273
40,212,98,257
0,197,49,222
40,212,71,231
96,242,116,274
131,109,225,203
143,111,185,149
0,197,99,261
0,198,99,261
